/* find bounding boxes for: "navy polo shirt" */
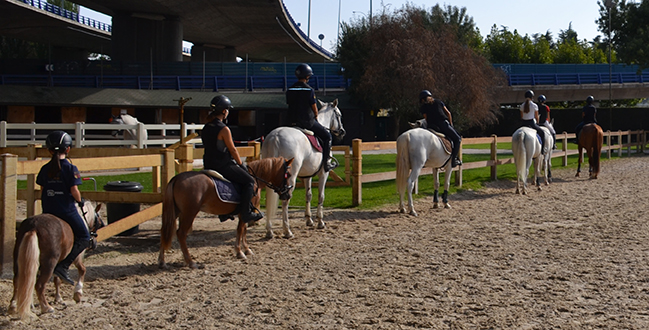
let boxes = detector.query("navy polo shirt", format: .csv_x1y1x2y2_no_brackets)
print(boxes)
286,81,317,127
36,158,82,216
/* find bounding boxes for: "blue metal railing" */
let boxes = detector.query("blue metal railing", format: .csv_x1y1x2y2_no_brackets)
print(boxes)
507,72,648,86
19,0,111,32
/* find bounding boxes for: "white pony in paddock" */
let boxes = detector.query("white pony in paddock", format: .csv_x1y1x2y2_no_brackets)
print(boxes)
511,126,554,194
261,99,345,239
396,128,454,216
110,113,148,148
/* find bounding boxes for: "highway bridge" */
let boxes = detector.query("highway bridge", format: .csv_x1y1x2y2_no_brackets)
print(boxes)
0,0,333,62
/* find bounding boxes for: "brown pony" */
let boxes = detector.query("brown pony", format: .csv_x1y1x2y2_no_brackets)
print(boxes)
576,123,604,179
158,157,293,268
8,201,104,321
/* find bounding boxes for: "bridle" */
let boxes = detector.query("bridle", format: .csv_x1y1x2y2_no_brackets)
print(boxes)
247,159,293,200
325,106,345,139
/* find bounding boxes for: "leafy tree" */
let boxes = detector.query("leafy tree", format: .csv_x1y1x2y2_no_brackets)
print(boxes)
597,0,649,68
337,5,504,137
425,4,483,51
483,25,530,63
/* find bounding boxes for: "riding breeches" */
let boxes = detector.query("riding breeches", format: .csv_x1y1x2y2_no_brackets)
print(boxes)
216,162,256,212
51,210,91,241
431,120,461,159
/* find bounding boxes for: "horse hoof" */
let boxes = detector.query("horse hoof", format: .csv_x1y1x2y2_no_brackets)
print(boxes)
7,301,17,315
444,203,451,209
265,231,275,239
433,203,439,209
41,306,55,314
245,249,254,256
575,173,580,177
188,262,198,269
305,218,314,227
236,252,247,260
317,221,326,229
409,210,418,217
74,292,82,303
283,232,294,239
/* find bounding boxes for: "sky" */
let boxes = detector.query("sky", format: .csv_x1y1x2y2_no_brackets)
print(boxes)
80,0,609,54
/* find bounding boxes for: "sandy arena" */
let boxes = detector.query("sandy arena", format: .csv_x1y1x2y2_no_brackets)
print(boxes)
1,155,649,329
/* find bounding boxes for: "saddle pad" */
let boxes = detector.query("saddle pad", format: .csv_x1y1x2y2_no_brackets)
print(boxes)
202,172,240,204
426,129,452,155
292,127,322,152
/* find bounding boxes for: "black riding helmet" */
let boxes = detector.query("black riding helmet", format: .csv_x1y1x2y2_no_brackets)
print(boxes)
210,95,233,113
538,95,546,103
586,95,594,104
419,90,433,102
525,90,534,99
45,130,72,152
295,63,313,79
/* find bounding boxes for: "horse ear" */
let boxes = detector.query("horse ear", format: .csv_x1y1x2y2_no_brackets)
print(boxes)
95,203,102,213
317,99,324,109
333,99,338,107
286,157,294,166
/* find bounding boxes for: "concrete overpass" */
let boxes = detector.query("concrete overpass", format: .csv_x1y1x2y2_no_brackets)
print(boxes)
0,0,333,62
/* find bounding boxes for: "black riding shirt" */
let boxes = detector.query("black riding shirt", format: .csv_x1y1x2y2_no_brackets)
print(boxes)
420,100,449,127
201,118,234,170
286,81,317,127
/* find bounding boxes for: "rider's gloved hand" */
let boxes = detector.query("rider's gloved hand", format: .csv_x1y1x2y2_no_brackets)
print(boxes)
77,198,86,209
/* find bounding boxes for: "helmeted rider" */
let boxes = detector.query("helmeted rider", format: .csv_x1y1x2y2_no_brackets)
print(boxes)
286,63,336,172
519,90,546,151
37,130,95,285
575,95,598,141
202,95,263,223
537,94,557,149
419,90,462,168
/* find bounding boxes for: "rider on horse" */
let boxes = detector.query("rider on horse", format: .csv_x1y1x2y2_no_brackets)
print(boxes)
38,131,96,285
286,63,337,172
419,90,462,168
575,95,598,141
519,90,546,151
202,95,263,223
537,94,557,149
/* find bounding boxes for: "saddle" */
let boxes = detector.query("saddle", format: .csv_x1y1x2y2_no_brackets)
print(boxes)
201,170,243,222
293,127,323,152
425,128,452,155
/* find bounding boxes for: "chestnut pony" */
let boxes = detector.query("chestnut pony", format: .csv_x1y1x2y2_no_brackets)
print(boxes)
576,123,604,179
8,201,104,321
159,157,293,268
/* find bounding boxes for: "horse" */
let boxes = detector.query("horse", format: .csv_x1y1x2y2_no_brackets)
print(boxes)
512,126,554,194
260,99,345,239
158,157,294,268
396,128,454,217
576,123,604,179
7,201,104,321
110,113,148,148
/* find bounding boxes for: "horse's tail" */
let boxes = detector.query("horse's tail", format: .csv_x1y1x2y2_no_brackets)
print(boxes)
160,177,177,251
512,129,527,182
396,132,411,196
15,230,39,320
593,126,604,174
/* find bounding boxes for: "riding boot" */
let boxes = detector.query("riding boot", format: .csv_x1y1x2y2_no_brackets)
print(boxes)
322,140,338,172
450,142,462,168
239,183,263,223
53,238,90,285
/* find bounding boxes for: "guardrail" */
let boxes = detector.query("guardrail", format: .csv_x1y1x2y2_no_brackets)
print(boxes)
508,72,649,86
0,74,349,91
18,0,111,32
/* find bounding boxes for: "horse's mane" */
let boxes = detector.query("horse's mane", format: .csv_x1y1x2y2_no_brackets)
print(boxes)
248,157,285,183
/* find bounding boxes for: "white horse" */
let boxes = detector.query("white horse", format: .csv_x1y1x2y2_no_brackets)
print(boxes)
396,128,454,216
261,99,345,239
511,126,554,194
110,113,148,148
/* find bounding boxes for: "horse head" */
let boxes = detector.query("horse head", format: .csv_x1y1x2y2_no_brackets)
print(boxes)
317,99,346,143
109,114,125,137
408,119,427,129
248,157,294,201
78,200,105,233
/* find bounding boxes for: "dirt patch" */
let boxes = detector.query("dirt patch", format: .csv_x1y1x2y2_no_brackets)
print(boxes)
2,156,649,329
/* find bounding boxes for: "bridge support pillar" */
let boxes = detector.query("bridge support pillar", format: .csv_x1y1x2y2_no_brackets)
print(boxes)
111,12,183,62
190,44,237,62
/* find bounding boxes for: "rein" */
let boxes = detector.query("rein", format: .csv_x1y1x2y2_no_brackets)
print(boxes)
247,160,293,200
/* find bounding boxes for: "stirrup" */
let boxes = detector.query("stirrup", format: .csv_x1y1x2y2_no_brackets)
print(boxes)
53,265,74,285
241,210,263,223
324,158,339,172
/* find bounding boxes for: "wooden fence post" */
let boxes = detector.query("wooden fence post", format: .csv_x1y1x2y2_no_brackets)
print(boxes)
247,141,261,161
176,143,194,173
562,132,568,166
352,139,362,206
454,142,462,187
618,130,623,156
26,144,40,217
0,154,17,276
490,135,498,180
606,130,612,159
160,149,175,194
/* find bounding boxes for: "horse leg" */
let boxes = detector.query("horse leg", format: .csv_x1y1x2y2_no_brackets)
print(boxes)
36,263,56,314
176,212,198,268
576,146,583,177
534,157,542,191
235,219,247,259
72,256,86,303
315,172,328,229
432,169,440,209
407,167,423,216
303,177,314,227
281,199,294,239
442,164,453,208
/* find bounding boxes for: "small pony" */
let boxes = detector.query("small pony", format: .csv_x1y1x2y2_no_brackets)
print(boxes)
110,113,148,148
576,123,604,179
8,200,104,321
159,157,293,268
512,126,554,194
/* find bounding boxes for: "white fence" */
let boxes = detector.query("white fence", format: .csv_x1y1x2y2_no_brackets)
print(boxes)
0,121,204,148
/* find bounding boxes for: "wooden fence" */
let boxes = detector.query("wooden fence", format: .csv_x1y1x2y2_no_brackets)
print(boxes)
349,130,647,206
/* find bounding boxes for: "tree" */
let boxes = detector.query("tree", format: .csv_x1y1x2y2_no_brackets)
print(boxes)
337,5,505,137
597,0,649,68
483,25,531,63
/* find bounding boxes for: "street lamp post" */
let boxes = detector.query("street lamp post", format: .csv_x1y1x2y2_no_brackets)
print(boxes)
605,0,614,131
